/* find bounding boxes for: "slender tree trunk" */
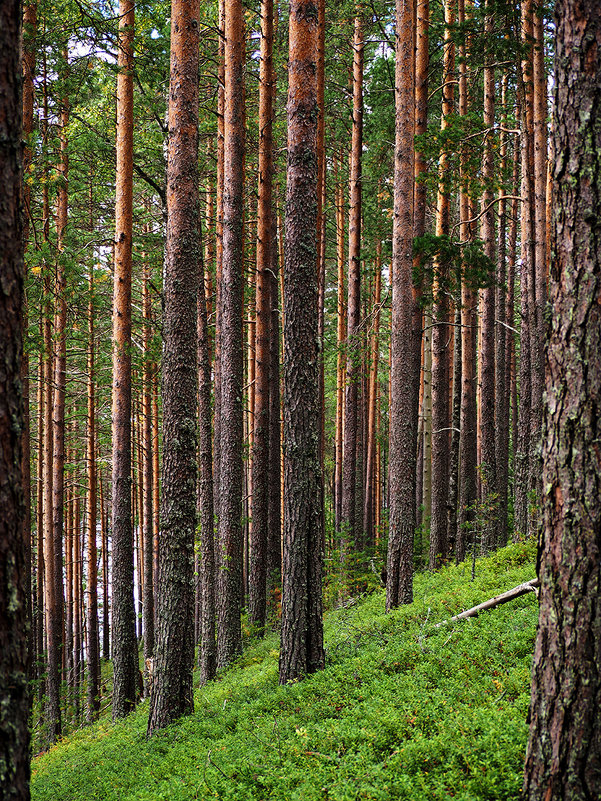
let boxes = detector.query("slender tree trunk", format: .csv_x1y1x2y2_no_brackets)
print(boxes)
279,0,325,684
216,0,245,669
457,0,476,563
494,75,511,548
363,242,382,543
429,0,454,569
341,12,364,554
148,0,201,733
334,157,346,533
479,0,496,553
528,0,547,507
86,269,100,721
514,0,535,538
249,0,274,631
111,0,138,719
99,470,110,661
386,0,417,608
141,254,154,683
523,6,601,795
198,233,216,683
0,4,29,789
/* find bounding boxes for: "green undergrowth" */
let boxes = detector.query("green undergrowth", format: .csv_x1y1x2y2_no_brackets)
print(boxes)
32,540,537,801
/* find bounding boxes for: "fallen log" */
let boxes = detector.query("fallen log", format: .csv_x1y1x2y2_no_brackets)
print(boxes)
434,578,540,628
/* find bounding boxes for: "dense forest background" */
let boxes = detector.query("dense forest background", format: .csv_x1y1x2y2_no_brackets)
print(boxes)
21,0,553,741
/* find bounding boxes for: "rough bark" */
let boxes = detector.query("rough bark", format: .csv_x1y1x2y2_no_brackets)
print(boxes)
0,2,30,792
216,0,245,669
386,0,417,608
111,0,138,720
279,0,325,684
147,0,201,734
523,4,601,796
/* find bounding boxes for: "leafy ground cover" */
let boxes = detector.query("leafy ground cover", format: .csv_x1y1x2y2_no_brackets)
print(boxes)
31,540,537,801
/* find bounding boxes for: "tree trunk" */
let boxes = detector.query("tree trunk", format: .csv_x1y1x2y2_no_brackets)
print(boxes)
334,156,346,533
429,0,454,569
523,5,601,795
216,0,245,669
111,0,138,720
478,0,496,553
457,0,476,562
0,3,30,790
386,0,417,608
514,0,535,538
341,12,364,554
249,0,274,631
86,269,100,721
279,0,325,684
148,0,201,734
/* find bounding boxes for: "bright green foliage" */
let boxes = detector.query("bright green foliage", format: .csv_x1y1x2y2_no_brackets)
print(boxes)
32,541,536,801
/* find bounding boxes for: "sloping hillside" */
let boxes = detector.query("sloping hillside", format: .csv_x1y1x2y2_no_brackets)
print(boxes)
32,541,537,801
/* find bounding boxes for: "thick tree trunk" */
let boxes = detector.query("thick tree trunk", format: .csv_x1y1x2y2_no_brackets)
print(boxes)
279,0,325,684
386,0,417,608
216,0,245,669
0,4,30,792
523,5,601,796
111,0,138,720
148,0,201,734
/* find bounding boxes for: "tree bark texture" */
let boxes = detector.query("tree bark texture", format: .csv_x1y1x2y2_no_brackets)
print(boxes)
0,2,30,793
523,4,601,798
216,0,245,669
279,0,325,684
111,0,138,720
386,0,417,608
148,0,200,734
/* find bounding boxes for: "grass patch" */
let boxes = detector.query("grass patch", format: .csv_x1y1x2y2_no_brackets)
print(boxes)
32,540,537,801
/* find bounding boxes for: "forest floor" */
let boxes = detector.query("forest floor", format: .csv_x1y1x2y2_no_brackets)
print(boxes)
31,540,538,801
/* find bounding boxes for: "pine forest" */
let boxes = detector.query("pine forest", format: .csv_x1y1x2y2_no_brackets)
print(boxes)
1,0,600,799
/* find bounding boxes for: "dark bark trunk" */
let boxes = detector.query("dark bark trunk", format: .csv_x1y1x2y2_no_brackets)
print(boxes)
216,0,245,669
148,0,201,733
0,4,30,792
386,0,417,608
279,0,325,684
523,5,601,796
